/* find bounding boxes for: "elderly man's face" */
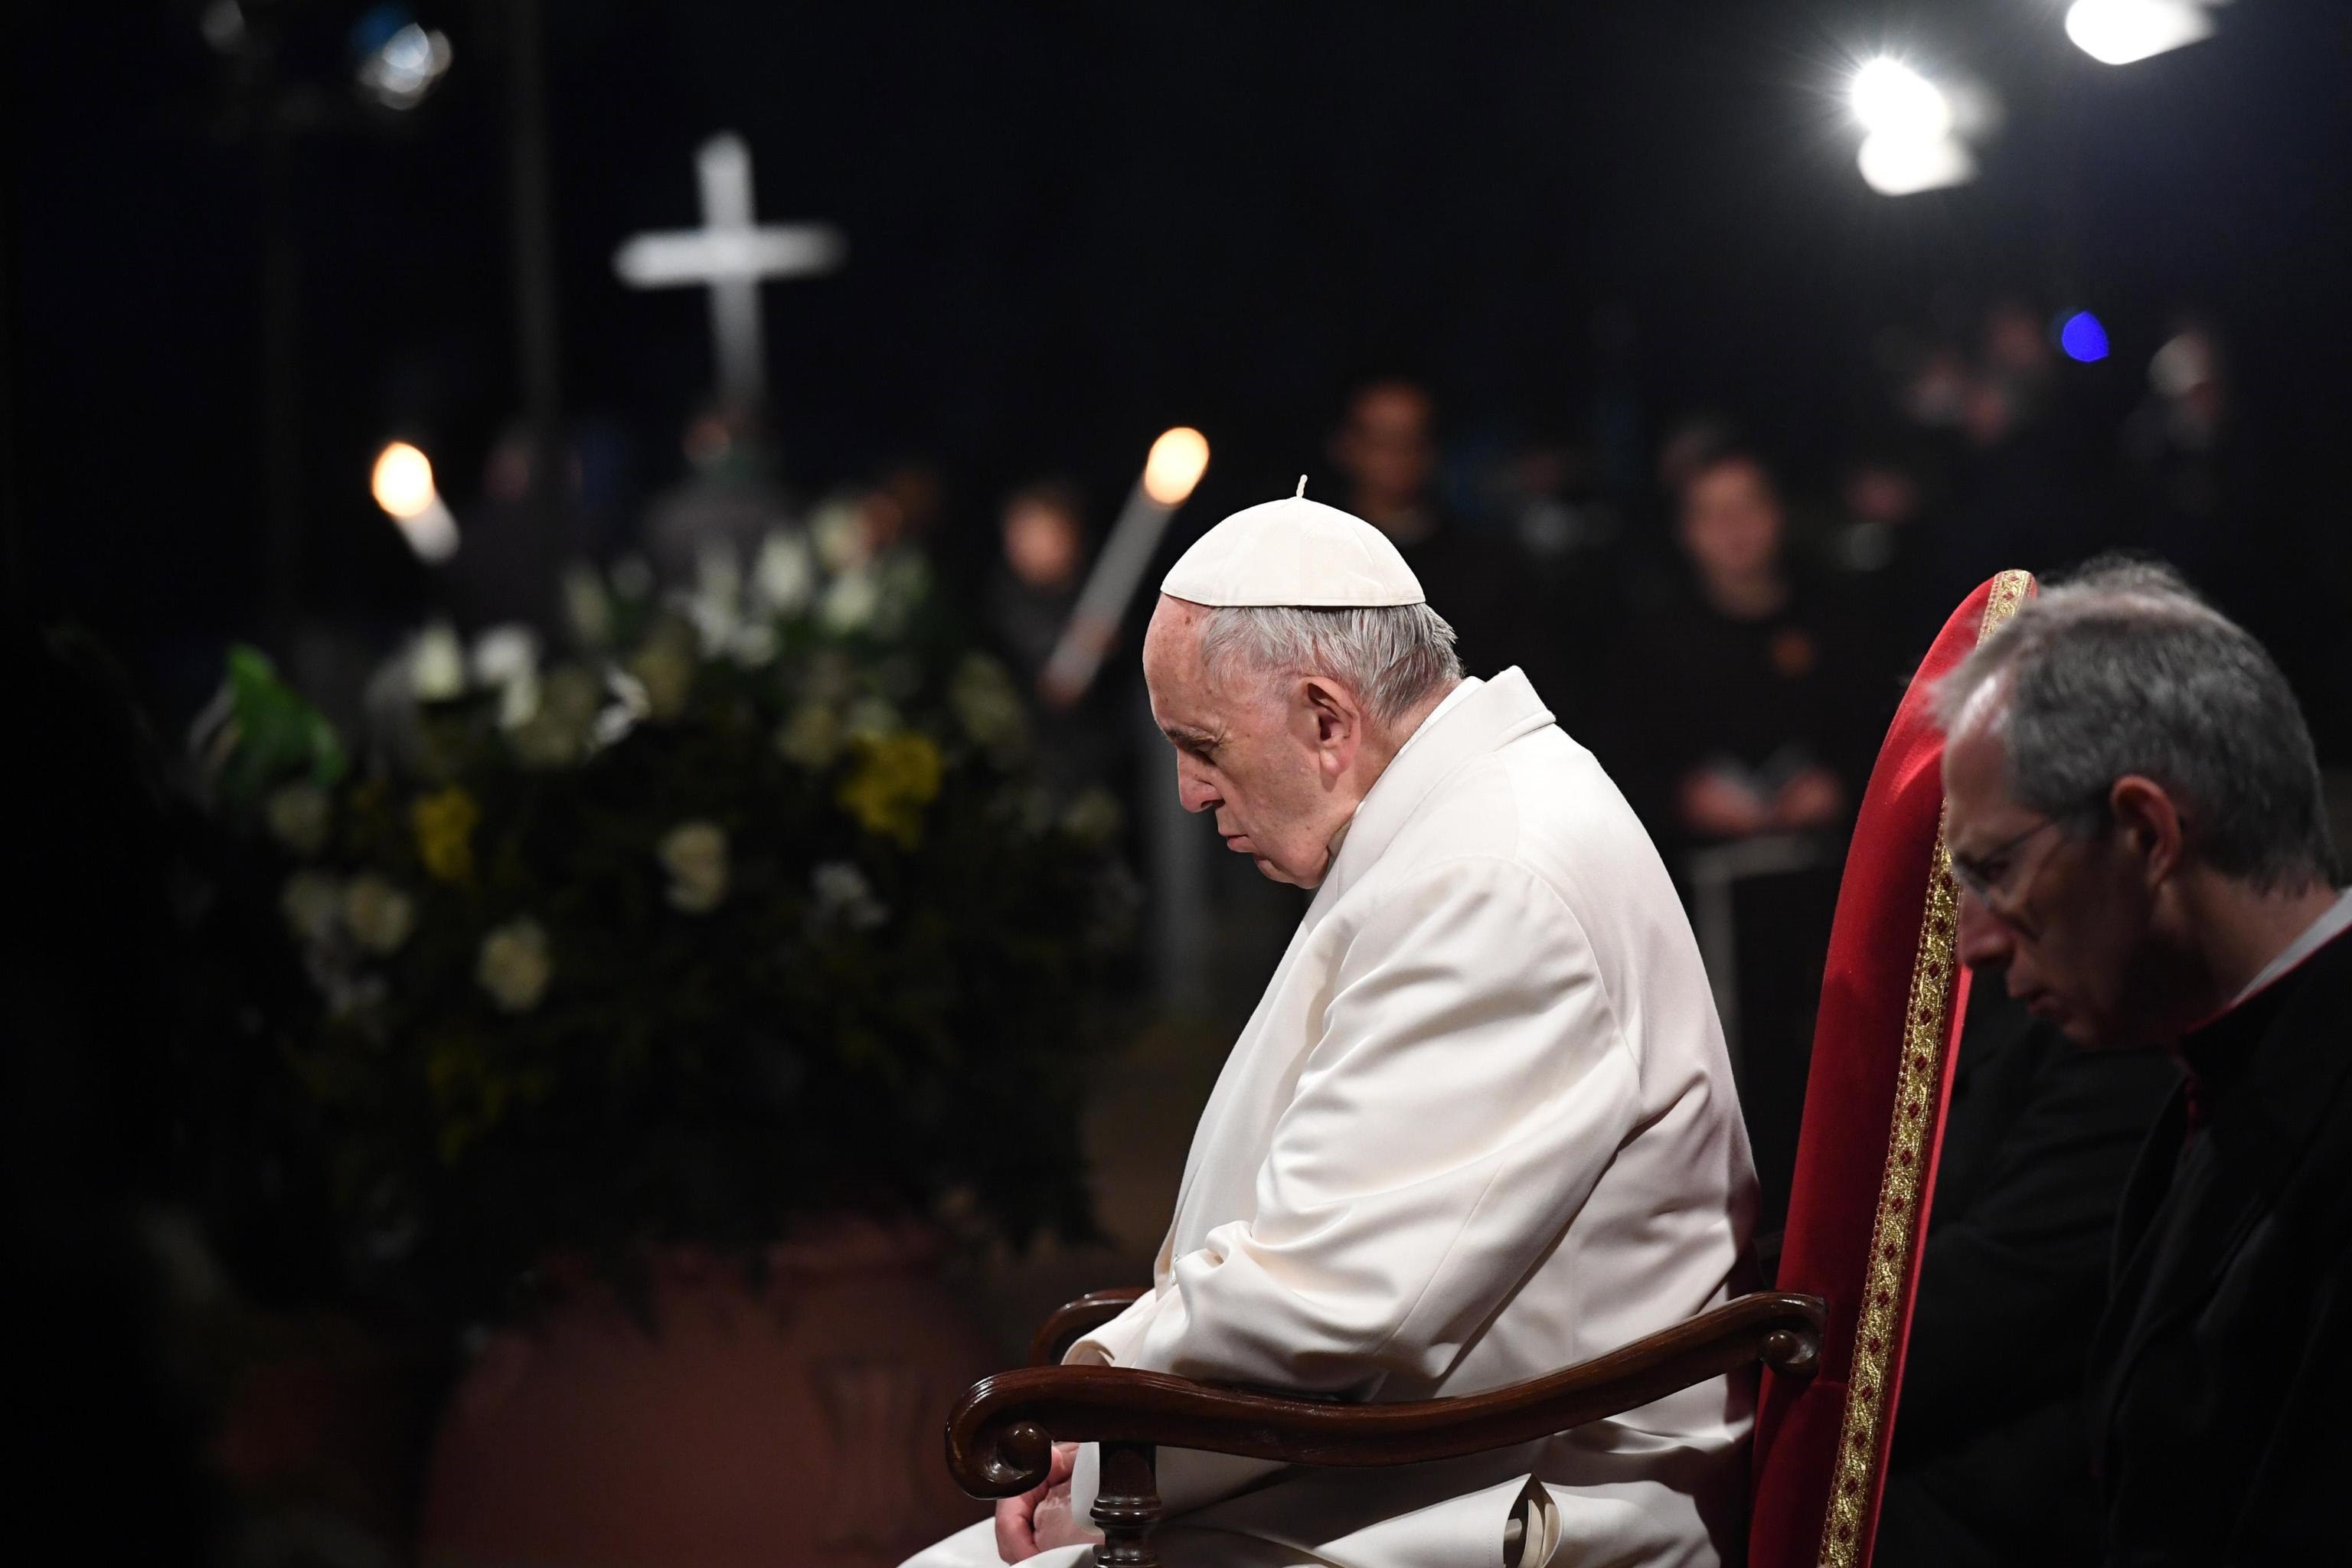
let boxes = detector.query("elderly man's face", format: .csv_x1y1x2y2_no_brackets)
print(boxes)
1142,598,1354,888
1943,692,2160,1049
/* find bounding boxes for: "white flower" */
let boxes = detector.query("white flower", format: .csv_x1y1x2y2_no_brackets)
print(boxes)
657,821,730,914
818,567,883,634
265,781,332,857
808,860,889,933
341,874,416,955
470,626,543,730
684,544,744,655
410,622,467,703
476,917,552,1014
594,668,652,749
752,530,816,616
280,871,344,946
470,624,539,691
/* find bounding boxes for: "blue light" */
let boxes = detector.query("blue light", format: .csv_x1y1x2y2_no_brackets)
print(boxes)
2058,311,2110,364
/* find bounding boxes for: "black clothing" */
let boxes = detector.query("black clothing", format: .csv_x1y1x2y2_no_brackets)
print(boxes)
2087,923,2352,1563
1604,574,1893,1226
1605,577,1890,849
1875,985,2179,1566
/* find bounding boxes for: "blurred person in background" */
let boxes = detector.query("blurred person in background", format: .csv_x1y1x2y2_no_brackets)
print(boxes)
1607,437,1883,1224
643,403,799,590
987,482,1122,793
1929,299,2104,603
1329,378,1547,691
989,482,1087,681
2122,319,2251,601
1612,440,1878,848
1818,443,1960,676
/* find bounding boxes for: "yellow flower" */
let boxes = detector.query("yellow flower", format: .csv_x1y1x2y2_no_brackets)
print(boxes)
835,732,943,848
411,786,481,884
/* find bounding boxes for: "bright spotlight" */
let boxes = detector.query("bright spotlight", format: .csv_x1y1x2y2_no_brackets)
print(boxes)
1850,59,1954,144
2058,312,2112,363
1857,132,1975,197
351,5,454,111
2064,0,2216,67
372,441,459,564
1142,426,1211,508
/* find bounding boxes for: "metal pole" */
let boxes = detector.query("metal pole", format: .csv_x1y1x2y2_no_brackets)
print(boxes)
508,0,565,622
259,106,302,639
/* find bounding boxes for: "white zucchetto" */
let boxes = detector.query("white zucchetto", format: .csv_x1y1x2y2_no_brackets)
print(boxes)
1160,477,1425,609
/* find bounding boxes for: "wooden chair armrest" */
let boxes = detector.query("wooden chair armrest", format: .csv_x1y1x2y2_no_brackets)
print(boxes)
950,1289,1824,1498
1030,1287,1151,1367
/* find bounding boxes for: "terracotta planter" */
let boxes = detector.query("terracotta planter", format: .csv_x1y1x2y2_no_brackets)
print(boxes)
420,1219,994,1567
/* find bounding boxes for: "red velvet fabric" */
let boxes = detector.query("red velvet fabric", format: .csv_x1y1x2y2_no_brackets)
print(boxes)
1747,574,2029,1568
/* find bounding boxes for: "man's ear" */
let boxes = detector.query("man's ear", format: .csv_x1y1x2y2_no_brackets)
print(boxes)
1298,677,1362,778
2108,774,2184,886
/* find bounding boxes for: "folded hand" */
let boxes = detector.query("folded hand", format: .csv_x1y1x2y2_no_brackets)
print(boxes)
993,1442,1102,1561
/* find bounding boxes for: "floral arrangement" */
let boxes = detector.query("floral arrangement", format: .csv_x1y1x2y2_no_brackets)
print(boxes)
201,529,1135,1328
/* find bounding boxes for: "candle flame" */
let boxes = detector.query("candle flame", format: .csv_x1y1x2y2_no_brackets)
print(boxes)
372,442,439,519
1142,426,1210,508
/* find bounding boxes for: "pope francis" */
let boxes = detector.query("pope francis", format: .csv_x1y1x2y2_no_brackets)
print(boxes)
905,485,1757,1568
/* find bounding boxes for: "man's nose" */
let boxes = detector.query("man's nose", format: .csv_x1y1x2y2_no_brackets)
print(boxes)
1176,760,1221,815
1955,890,2012,973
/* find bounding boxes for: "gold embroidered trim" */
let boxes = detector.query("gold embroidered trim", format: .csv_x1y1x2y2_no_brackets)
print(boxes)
1816,570,2030,1566
1978,569,2030,638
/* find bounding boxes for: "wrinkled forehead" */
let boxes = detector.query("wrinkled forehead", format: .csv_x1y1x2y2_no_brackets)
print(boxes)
1145,596,1277,732
1142,596,1212,710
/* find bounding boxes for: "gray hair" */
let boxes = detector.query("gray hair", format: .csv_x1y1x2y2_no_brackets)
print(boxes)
1934,557,2334,891
1198,603,1462,726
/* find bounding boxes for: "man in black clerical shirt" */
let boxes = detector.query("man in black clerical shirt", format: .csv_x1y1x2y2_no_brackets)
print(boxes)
1874,985,2178,1566
1932,558,2350,1563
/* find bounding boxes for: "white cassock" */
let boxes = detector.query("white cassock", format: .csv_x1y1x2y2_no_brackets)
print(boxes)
907,668,1756,1568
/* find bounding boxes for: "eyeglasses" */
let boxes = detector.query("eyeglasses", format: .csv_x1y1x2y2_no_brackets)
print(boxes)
1948,795,2110,911
1949,818,2063,906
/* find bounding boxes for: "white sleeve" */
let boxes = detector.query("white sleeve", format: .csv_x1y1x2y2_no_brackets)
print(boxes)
1080,856,1641,1399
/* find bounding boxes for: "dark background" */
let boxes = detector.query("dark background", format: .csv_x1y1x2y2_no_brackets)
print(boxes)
8,0,2349,737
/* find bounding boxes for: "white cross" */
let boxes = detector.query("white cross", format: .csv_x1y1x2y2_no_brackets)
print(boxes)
612,132,844,406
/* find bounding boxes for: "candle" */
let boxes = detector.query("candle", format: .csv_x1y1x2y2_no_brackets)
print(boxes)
1039,427,1209,708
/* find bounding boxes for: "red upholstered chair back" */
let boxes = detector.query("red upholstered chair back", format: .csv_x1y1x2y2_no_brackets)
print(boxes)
1747,572,2034,1568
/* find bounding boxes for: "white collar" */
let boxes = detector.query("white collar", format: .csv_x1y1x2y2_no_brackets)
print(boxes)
1315,678,1481,871
1307,668,1556,913
1388,676,1480,766
2229,886,2352,1008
